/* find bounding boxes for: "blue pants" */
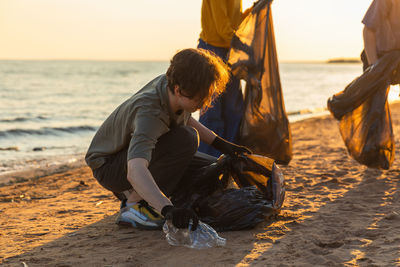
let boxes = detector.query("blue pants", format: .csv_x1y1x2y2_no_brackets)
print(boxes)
197,39,244,157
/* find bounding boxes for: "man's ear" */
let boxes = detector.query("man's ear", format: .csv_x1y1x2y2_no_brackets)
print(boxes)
174,85,180,96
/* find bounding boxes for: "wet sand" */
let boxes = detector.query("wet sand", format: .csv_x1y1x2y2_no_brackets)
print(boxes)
1,103,399,266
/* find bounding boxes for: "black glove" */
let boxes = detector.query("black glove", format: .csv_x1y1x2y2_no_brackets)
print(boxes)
161,205,199,231
211,136,252,156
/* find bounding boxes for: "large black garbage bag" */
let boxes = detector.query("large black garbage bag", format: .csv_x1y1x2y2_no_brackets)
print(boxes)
228,0,292,164
229,154,285,210
338,87,394,169
171,154,285,231
327,51,400,169
328,51,400,120
195,186,273,231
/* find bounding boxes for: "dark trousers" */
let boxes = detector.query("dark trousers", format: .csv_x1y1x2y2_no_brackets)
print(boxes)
197,38,244,157
92,126,217,200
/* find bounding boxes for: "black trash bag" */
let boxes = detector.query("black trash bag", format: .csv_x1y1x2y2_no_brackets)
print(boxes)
171,156,231,208
228,0,292,164
328,51,400,120
171,154,285,231
229,154,285,210
195,186,273,231
337,87,394,169
327,50,400,169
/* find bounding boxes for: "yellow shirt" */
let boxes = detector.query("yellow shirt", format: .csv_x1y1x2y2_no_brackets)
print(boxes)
200,0,243,49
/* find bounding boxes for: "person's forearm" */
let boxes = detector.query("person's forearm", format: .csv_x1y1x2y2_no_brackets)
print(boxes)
127,158,172,212
187,117,216,145
363,26,378,65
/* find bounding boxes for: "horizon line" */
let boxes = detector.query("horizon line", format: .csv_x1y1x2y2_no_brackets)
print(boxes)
0,58,361,64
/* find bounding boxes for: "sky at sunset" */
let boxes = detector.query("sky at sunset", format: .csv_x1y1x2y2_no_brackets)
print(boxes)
0,0,372,62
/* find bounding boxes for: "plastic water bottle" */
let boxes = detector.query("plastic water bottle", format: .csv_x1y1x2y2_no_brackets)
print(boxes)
163,220,226,249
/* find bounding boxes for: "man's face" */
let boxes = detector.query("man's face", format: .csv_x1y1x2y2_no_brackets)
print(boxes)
178,94,204,113
175,85,209,113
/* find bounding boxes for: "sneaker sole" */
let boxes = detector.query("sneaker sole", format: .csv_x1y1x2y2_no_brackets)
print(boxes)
116,219,163,230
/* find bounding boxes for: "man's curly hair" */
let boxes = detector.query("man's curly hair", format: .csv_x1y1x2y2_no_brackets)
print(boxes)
166,48,230,110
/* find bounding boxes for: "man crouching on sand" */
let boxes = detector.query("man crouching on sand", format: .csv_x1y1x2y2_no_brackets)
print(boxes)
85,48,251,231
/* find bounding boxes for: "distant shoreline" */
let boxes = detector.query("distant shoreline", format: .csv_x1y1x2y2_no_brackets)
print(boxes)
327,58,361,64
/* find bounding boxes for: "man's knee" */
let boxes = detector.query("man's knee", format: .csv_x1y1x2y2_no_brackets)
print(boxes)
174,126,199,154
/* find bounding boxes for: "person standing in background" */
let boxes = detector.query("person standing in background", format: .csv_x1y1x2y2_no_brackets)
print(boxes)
362,0,400,70
197,0,252,157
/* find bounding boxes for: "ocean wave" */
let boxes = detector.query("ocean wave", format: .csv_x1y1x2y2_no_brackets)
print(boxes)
0,125,97,137
0,115,48,123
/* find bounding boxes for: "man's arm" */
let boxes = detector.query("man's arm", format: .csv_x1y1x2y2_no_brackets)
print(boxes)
187,116,216,144
127,158,172,212
187,116,251,155
127,157,199,230
363,26,379,65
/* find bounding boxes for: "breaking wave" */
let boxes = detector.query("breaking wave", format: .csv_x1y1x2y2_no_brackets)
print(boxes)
0,125,97,137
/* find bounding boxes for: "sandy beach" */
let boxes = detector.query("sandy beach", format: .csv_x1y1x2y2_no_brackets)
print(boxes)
1,104,399,267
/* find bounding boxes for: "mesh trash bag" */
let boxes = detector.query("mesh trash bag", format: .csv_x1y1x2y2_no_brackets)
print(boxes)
228,0,292,164
327,50,400,169
171,154,285,231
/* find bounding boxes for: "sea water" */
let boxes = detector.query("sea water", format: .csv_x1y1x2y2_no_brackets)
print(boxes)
0,60,398,181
